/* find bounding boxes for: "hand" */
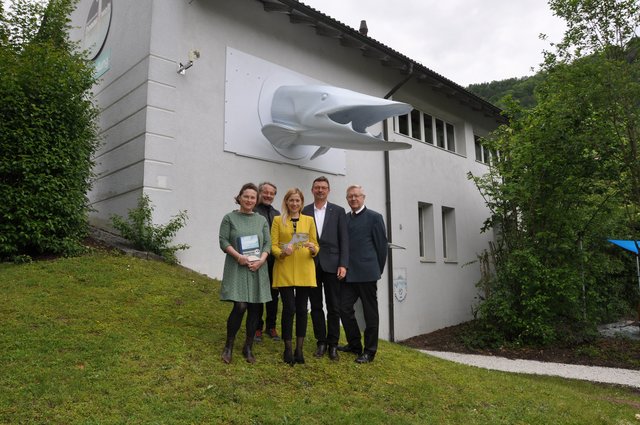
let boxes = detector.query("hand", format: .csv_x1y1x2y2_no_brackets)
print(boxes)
304,242,316,254
237,255,250,266
337,266,347,280
247,258,263,272
282,245,293,257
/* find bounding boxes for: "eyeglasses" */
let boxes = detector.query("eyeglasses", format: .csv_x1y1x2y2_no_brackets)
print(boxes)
346,194,364,199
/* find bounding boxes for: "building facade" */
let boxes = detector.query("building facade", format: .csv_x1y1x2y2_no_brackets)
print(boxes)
69,0,503,341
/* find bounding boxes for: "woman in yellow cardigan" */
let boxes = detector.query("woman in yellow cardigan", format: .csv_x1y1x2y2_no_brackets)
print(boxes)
271,188,319,365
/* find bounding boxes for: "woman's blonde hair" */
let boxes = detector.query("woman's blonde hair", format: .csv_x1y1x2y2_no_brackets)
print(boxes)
280,188,304,223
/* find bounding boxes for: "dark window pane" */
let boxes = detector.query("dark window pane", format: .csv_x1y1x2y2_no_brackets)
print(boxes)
435,119,445,148
398,114,409,136
410,109,422,140
423,114,433,144
446,123,455,151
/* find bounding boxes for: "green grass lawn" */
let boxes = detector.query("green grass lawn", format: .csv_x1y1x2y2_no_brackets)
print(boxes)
1,250,639,424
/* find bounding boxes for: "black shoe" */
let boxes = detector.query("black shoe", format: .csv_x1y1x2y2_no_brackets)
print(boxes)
328,345,339,361
355,352,374,364
337,345,362,355
283,348,295,366
314,343,327,358
294,351,305,364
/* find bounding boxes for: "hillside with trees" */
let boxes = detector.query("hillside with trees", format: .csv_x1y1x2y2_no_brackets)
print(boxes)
466,73,546,109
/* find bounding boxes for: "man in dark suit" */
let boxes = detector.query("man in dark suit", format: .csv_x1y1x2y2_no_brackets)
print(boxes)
302,176,349,361
338,184,387,363
254,182,281,342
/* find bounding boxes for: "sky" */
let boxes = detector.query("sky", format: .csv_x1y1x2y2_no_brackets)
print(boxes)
301,0,567,86
1,0,568,87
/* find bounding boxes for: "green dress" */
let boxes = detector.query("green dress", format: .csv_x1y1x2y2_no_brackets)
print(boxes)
219,210,272,303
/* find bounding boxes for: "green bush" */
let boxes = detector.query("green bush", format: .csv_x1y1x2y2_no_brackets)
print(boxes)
111,194,189,264
0,0,99,260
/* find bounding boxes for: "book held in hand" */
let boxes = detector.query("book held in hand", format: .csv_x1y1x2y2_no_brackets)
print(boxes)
237,234,261,261
280,232,309,250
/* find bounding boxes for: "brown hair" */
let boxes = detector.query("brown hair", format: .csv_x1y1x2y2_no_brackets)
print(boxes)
235,183,258,205
312,176,330,189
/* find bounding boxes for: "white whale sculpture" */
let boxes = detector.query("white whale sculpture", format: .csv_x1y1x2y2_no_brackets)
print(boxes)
261,85,413,160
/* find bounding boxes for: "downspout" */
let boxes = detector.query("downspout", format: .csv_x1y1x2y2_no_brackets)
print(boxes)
382,63,414,342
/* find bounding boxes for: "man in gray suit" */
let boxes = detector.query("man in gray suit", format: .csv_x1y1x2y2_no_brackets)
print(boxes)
302,176,349,361
338,184,387,363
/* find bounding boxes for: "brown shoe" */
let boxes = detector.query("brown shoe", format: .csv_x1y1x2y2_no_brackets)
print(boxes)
268,328,281,341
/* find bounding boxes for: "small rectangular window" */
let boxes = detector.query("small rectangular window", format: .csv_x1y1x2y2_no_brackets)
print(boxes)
441,206,457,262
397,114,409,136
423,114,433,144
474,135,483,161
446,123,455,152
418,202,435,261
410,109,422,140
435,119,445,148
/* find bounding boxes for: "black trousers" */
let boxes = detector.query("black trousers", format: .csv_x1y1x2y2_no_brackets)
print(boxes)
226,301,260,340
257,263,279,332
309,266,341,346
256,287,280,331
339,281,379,355
279,286,311,341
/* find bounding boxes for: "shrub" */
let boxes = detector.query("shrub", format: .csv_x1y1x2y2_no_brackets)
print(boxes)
111,194,189,264
0,0,99,259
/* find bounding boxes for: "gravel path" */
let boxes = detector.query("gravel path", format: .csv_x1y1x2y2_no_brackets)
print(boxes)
421,350,640,388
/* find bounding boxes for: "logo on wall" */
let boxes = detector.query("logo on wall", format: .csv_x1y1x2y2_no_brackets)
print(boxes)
82,0,112,60
224,47,412,175
393,268,408,302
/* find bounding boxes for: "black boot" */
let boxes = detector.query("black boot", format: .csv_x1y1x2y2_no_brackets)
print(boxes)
242,336,256,364
294,336,305,364
283,339,294,366
221,337,234,364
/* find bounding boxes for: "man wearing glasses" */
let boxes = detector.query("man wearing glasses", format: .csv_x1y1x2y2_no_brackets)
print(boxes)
302,176,349,361
338,185,388,363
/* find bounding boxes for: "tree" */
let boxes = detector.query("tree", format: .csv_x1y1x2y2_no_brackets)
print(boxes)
0,0,99,259
468,0,640,345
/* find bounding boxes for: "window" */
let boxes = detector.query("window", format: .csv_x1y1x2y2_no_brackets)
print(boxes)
441,206,457,262
423,113,433,144
418,202,435,261
398,114,408,136
410,109,422,140
435,118,445,148
474,135,495,165
395,109,457,152
446,123,455,151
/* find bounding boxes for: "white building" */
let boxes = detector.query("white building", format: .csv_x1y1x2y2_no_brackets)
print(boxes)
69,0,504,341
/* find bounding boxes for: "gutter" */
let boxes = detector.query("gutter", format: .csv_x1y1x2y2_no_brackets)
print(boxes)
383,64,414,342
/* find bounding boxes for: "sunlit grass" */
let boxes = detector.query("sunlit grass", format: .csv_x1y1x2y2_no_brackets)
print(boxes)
1,251,638,424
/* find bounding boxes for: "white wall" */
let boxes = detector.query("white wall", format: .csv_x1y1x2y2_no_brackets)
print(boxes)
70,0,500,341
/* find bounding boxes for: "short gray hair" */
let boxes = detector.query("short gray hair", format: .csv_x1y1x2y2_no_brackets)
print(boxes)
346,184,365,196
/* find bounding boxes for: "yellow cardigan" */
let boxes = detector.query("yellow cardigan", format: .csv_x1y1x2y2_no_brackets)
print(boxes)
271,214,319,288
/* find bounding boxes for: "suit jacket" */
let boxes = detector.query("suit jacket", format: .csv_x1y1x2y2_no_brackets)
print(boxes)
254,203,280,270
271,214,319,288
345,207,388,283
302,202,349,273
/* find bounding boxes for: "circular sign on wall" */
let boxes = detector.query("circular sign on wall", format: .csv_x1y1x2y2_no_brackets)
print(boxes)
82,0,112,60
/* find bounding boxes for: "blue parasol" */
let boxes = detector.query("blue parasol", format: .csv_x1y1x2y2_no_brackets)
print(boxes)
608,239,640,254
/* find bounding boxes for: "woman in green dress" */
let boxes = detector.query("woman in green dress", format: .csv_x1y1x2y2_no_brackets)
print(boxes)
219,183,272,364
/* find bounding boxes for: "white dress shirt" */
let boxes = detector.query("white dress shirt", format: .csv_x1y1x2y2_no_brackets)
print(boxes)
314,202,327,237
